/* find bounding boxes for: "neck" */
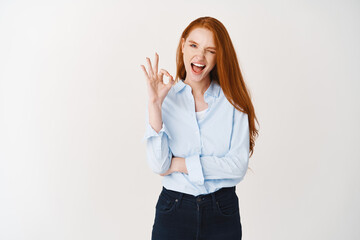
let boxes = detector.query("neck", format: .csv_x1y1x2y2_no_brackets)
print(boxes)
183,76,211,97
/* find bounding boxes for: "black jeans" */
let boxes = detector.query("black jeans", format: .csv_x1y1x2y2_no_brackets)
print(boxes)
151,186,242,240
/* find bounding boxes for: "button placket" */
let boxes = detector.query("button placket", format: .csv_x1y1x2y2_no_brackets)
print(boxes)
188,91,202,154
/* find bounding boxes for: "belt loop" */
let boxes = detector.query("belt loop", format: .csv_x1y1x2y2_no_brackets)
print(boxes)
176,192,184,209
211,192,217,211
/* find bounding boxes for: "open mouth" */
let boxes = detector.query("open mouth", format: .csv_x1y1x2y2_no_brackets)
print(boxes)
191,63,206,74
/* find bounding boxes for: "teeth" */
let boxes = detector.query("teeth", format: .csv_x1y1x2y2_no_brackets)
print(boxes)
192,63,205,67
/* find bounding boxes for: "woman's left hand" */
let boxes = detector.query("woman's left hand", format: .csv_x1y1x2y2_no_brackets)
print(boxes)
160,157,188,176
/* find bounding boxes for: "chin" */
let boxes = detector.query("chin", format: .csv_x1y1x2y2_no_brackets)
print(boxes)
188,74,209,82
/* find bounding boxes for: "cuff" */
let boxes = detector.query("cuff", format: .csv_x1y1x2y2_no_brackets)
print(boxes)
142,121,172,142
185,154,204,185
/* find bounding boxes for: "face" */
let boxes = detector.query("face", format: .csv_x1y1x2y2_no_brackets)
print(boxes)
181,27,217,83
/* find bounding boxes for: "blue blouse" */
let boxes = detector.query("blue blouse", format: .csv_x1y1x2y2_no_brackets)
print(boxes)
142,79,250,197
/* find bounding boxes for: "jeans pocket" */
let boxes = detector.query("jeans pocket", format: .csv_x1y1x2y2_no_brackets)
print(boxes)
155,192,178,214
216,192,239,217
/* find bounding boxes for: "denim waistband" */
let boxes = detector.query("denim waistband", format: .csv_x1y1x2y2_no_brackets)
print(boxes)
162,186,236,204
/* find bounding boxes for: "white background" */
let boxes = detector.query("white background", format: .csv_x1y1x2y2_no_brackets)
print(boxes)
1,0,359,239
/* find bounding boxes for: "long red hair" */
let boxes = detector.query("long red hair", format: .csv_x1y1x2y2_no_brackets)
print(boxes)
175,16,259,157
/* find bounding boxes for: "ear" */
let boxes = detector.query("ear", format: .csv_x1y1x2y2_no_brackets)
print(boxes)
181,38,185,53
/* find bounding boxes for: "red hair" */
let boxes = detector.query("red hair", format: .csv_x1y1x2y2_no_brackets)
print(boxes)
175,16,259,157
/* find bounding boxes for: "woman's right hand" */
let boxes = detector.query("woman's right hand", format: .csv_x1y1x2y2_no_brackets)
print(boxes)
140,52,175,105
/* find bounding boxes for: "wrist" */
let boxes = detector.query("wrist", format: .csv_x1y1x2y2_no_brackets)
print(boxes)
174,157,187,174
149,98,162,108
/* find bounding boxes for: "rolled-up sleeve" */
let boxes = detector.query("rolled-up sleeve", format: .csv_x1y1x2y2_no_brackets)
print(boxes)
185,154,205,185
142,106,173,175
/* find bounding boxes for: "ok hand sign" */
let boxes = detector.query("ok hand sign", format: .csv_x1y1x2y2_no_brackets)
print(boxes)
140,52,175,105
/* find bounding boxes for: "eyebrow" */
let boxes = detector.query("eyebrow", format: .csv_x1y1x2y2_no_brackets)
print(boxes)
188,40,216,50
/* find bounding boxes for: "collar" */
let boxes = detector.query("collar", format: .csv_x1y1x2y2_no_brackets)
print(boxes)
173,79,221,98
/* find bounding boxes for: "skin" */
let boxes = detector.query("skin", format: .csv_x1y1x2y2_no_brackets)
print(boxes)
140,27,217,177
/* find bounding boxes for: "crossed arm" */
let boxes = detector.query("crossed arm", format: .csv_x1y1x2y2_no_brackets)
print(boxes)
144,109,250,184
159,157,188,176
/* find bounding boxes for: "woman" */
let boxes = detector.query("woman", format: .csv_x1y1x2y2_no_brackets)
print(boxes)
141,16,258,240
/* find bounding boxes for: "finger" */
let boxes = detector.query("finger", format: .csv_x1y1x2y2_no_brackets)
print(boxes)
169,74,175,85
146,57,154,77
159,69,172,78
167,75,175,87
158,72,164,82
154,52,159,74
140,65,149,80
159,69,174,85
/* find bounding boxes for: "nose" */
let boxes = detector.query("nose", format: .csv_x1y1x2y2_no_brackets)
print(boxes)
194,48,206,59
198,48,206,55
